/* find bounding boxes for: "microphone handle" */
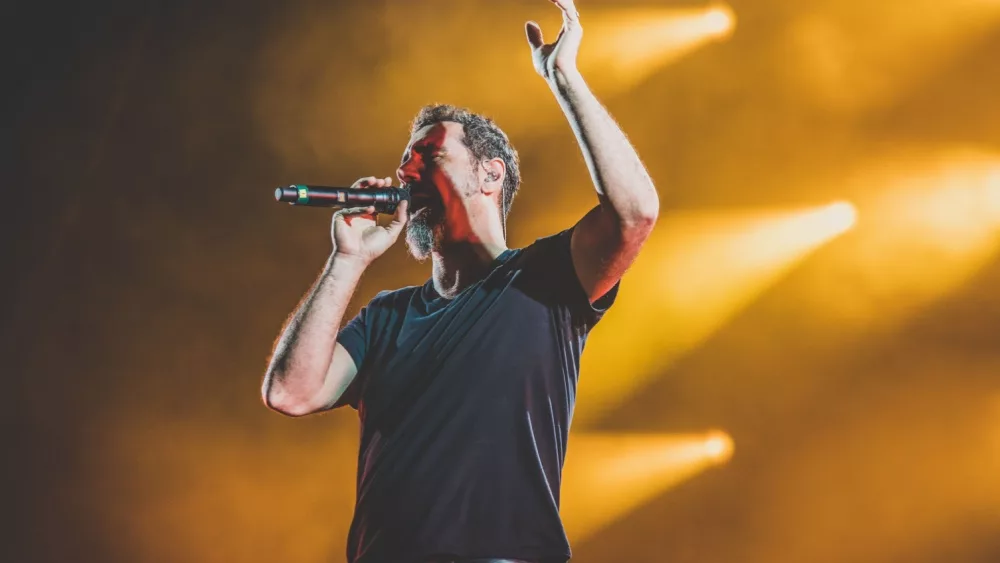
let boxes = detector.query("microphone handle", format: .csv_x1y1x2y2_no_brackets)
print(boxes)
274,185,409,214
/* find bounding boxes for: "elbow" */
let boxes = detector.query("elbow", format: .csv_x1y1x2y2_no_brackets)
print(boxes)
621,200,658,240
261,372,319,417
638,185,660,225
620,183,659,231
637,203,659,230
263,393,316,418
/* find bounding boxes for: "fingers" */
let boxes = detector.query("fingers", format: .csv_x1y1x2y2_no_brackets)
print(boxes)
334,206,373,217
330,175,397,230
334,206,377,226
551,0,580,23
351,176,395,189
527,0,581,53
386,199,409,238
525,21,544,49
351,176,377,189
345,176,393,220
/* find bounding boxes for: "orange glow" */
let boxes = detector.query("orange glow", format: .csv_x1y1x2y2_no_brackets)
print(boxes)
23,0,1000,561
800,148,1000,327
561,431,734,542
582,5,736,90
704,430,735,462
787,0,1000,112
988,171,1000,211
703,6,736,37
99,411,361,562
256,3,740,163
576,202,856,426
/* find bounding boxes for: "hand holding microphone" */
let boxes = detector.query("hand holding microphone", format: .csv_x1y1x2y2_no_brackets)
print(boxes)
276,176,409,266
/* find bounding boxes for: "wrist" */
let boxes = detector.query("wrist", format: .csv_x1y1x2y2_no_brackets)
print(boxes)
548,67,585,95
328,251,371,275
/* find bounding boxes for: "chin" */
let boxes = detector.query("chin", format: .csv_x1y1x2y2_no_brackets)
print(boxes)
405,235,432,262
405,208,441,261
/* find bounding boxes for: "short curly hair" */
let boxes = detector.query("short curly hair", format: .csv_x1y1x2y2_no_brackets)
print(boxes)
411,104,521,225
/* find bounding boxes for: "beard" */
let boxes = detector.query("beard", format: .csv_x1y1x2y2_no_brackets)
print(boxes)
404,203,444,261
404,175,479,261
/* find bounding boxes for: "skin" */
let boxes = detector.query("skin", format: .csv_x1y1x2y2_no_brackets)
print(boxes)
262,0,659,416
398,120,509,298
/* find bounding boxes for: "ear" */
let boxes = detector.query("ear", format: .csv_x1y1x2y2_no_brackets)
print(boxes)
480,158,505,197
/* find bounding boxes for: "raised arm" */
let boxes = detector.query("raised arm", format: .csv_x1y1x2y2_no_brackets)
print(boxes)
262,177,407,416
526,0,659,303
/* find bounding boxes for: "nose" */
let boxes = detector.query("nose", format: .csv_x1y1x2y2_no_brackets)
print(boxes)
397,158,420,186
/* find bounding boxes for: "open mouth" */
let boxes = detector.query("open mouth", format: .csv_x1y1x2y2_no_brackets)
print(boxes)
404,183,441,211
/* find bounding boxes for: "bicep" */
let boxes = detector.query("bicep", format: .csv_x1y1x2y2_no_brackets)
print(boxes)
570,203,653,303
318,342,360,411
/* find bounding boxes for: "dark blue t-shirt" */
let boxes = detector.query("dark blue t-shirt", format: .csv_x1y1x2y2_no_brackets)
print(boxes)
334,228,618,563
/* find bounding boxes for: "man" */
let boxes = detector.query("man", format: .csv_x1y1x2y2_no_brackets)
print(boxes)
262,1,659,561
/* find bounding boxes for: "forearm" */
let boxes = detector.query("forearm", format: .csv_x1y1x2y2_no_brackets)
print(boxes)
549,70,659,227
262,253,366,411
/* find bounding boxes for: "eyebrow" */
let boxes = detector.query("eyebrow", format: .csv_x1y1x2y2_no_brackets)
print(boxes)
400,142,441,163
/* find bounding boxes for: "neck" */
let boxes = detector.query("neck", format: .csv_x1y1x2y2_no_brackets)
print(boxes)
430,214,508,299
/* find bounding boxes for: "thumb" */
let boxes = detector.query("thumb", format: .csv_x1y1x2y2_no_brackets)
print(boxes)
386,199,409,238
525,21,544,49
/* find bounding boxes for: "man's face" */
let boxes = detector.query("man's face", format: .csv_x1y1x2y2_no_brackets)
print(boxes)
396,121,479,260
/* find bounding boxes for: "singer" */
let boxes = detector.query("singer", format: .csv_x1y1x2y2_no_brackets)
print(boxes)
262,1,658,562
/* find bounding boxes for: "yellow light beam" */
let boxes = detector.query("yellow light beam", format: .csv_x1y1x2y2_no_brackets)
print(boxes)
255,4,737,167
561,430,734,542
987,170,1000,211
800,148,1000,328
576,202,857,426
582,4,736,91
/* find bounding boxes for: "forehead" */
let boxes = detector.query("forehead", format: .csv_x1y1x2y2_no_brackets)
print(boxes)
405,121,465,153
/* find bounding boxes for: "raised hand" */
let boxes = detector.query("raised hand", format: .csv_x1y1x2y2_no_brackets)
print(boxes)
331,176,408,266
525,0,583,83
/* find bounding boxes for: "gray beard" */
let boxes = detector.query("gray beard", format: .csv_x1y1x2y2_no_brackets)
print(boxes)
405,207,444,261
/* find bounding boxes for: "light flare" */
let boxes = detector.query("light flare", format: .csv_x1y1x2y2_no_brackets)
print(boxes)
576,201,856,425
561,431,734,542
582,5,737,90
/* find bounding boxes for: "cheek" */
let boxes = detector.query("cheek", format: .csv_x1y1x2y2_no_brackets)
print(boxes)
435,164,478,198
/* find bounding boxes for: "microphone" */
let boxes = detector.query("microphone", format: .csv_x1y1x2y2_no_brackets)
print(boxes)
274,184,410,214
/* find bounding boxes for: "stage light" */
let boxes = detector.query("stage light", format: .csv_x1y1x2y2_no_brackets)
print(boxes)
703,430,734,462
581,4,737,91
803,149,1000,326
703,6,735,37
575,201,857,426
561,431,734,542
255,2,740,159
823,201,858,232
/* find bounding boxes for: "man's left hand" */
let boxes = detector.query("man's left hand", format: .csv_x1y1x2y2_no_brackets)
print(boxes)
525,0,583,85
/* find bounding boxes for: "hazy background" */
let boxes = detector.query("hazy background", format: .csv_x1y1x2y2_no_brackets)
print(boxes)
5,0,1000,561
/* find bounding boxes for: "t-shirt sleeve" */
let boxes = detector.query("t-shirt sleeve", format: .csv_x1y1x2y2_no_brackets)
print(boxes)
524,227,620,329
332,293,382,410
336,308,367,373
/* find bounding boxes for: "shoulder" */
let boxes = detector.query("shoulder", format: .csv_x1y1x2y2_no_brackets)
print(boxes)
370,285,421,304
518,228,574,263
509,227,579,296
515,226,619,325
364,284,424,313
